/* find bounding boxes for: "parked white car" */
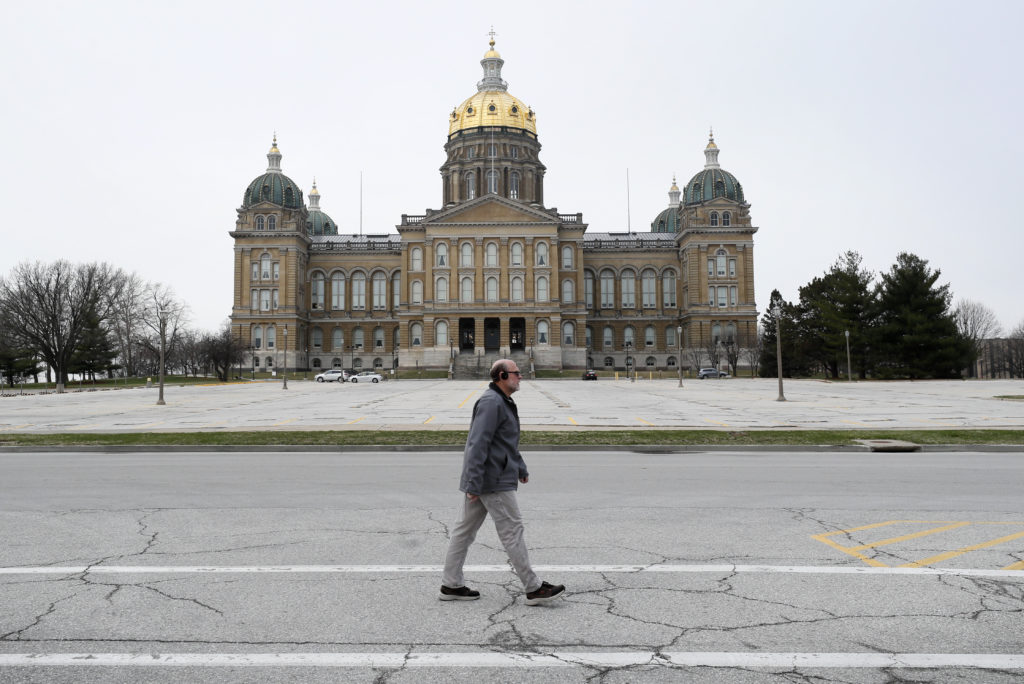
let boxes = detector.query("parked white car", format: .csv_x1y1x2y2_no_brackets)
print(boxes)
349,371,383,383
314,369,348,383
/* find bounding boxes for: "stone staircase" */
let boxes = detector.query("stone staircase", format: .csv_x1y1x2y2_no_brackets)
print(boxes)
451,350,532,379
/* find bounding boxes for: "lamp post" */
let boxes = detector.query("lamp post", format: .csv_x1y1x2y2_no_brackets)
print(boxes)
845,329,853,382
448,337,454,380
282,325,288,390
393,341,399,381
529,337,535,379
626,341,634,382
677,325,683,388
774,305,785,401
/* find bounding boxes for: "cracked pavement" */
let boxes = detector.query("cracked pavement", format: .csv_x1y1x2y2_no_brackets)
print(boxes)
1,450,1022,683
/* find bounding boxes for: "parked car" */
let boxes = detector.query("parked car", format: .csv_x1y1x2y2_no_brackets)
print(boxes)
314,369,348,383
350,370,383,383
697,368,729,379
582,369,598,380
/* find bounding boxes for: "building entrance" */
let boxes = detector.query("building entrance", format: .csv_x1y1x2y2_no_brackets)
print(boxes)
484,318,500,351
510,318,525,351
459,318,475,351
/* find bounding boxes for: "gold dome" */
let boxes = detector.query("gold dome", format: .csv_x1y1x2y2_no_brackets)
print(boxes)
449,91,536,136
483,38,501,59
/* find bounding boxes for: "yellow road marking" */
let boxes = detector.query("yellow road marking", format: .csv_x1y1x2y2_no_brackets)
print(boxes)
1004,560,1024,570
458,383,487,409
846,522,971,551
73,424,101,430
0,424,33,431
900,530,1024,568
202,421,228,428
347,417,366,424
912,418,958,428
273,418,298,426
423,416,435,424
811,533,889,567
635,417,654,426
840,419,871,427
703,418,730,427
567,417,578,425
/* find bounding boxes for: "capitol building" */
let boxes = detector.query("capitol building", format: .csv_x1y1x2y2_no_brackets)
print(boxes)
229,39,759,377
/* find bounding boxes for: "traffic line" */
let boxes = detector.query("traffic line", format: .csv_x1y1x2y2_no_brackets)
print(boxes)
423,416,435,424
847,521,970,551
1,652,1022,668
1,564,1022,577
635,417,654,426
900,530,1024,569
567,417,577,425
273,418,298,427
346,417,366,424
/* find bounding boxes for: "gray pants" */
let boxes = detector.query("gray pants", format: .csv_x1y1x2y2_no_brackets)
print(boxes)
442,490,540,593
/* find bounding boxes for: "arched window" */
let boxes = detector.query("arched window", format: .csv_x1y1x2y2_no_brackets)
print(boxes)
509,172,520,199
436,320,448,345
410,323,423,346
624,325,635,347
265,356,273,368
312,358,322,368
486,242,498,267
266,325,276,350
725,322,737,343
621,270,636,308
563,321,575,346
486,169,499,194
511,276,523,302
411,247,423,271
603,325,614,349
436,276,448,302
436,243,448,267
392,273,401,308
562,246,573,269
600,269,615,308
645,325,656,347
411,280,423,305
722,211,731,227
536,320,549,344
710,211,719,227
332,328,343,351
603,356,614,368
461,276,473,302
662,271,677,307
667,356,677,367
510,242,523,266
374,326,384,349
261,255,271,280
353,327,365,349
645,356,656,367
464,172,475,200
332,357,342,368
311,273,325,309
253,325,263,349
641,269,656,308
712,323,722,344
268,216,276,231
716,249,727,277
352,273,366,309
353,358,363,369
584,271,594,308
373,358,383,370
486,276,498,302
536,242,548,266
561,279,574,304
331,273,345,310
255,216,265,231
461,242,473,266
536,276,549,302
312,328,323,349
372,272,386,309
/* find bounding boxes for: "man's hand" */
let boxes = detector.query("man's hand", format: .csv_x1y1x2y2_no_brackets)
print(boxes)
519,476,529,484
466,493,479,502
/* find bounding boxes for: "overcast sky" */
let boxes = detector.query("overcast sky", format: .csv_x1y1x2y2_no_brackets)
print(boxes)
2,0,1021,333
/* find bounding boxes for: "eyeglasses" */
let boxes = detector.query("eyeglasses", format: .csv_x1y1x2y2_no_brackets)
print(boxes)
508,371,523,376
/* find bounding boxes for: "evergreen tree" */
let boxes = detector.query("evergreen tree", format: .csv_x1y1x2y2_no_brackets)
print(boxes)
68,311,120,381
759,290,812,377
872,253,971,378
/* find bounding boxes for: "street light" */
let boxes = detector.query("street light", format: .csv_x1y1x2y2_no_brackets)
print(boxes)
393,341,399,381
529,337,535,379
282,325,288,390
448,337,454,380
677,325,683,388
774,305,785,401
845,329,853,382
626,340,634,382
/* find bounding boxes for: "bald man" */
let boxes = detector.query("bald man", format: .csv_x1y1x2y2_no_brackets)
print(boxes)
440,359,565,606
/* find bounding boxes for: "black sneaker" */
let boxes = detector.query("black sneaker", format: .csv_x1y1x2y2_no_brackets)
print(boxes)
525,581,565,606
439,585,480,601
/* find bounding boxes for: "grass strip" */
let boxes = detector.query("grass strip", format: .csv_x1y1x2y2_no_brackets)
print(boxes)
1,429,1023,447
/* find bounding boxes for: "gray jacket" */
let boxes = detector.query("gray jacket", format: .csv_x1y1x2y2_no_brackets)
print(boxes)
459,383,529,494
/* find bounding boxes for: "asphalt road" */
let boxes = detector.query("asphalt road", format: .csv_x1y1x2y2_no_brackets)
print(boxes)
1,450,1023,682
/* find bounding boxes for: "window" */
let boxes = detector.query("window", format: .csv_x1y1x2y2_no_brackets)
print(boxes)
641,269,656,308
311,273,325,309
510,146,518,159
708,286,715,305
261,255,271,280
255,216,265,231
268,216,277,230
436,243,448,267
645,325,656,347
511,276,523,302
411,247,423,271
584,272,594,308
486,169,499,194
717,253,727,277
331,274,345,310
353,358,363,369
563,321,575,346
730,286,738,306
374,327,384,349
332,357,342,368
511,242,523,266
666,326,676,347
722,211,731,227
486,276,498,302
624,326,635,347
251,263,258,280
729,259,736,278
373,358,383,370
410,323,423,347
273,262,279,280
536,276,549,302
621,270,635,308
718,286,728,308
710,211,719,227
250,289,257,310
562,245,573,269
393,327,400,348
645,356,656,367
436,320,448,345
465,147,475,159
536,242,548,266
265,356,273,368
266,325,276,349
600,270,615,308
436,276,448,302
712,323,722,344
373,272,386,309
272,290,278,309
392,273,401,308
667,356,677,367
260,290,271,311
464,172,475,200
461,242,473,266
603,356,614,368
487,143,497,158
352,273,366,309
486,242,498,267
312,328,323,349
354,327,364,349
253,325,262,349
603,325,614,349
411,280,423,305
332,328,343,351
726,323,737,343
561,279,574,304
313,358,322,368
509,172,520,199
537,320,549,344
663,271,677,307
461,276,473,302
707,259,714,278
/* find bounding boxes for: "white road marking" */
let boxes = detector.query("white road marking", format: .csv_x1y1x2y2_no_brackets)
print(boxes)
0,652,1022,668
1,564,1022,577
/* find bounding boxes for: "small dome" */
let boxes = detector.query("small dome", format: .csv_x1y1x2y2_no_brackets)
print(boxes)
651,206,681,233
306,208,337,236
243,172,304,209
683,168,744,205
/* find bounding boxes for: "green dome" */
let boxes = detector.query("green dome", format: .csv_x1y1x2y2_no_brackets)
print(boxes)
243,172,304,209
306,208,338,236
651,207,680,233
682,168,744,205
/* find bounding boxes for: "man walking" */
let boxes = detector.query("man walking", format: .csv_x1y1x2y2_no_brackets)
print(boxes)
440,359,565,606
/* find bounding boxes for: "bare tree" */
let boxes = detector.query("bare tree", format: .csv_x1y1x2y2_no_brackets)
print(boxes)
141,283,188,405
0,261,117,392
703,337,721,370
952,299,1002,376
107,270,147,378
741,326,764,377
204,322,246,381
722,335,740,376
687,347,704,374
